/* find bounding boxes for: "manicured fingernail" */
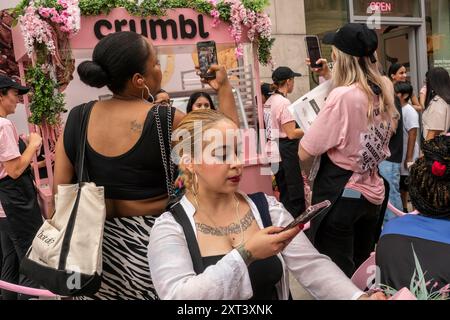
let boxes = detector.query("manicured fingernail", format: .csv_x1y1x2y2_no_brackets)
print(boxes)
298,224,304,230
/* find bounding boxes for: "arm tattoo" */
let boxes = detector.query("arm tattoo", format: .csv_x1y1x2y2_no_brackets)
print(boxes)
236,243,254,266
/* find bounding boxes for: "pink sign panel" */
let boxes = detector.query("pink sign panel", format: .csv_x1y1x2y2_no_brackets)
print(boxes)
12,8,245,61
71,8,243,50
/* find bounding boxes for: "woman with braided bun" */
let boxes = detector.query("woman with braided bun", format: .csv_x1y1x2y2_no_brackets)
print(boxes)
53,31,238,299
376,135,450,290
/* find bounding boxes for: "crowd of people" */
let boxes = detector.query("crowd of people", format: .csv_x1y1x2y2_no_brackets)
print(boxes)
0,23,449,300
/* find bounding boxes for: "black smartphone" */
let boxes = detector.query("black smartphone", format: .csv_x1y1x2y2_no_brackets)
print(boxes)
197,40,218,80
305,35,323,69
281,200,331,232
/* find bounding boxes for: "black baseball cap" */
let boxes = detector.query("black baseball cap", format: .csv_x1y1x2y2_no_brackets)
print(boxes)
272,67,302,82
323,23,378,63
0,75,30,95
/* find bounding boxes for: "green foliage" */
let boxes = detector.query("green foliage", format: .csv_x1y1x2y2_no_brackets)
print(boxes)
216,1,231,20
258,37,275,66
241,0,270,12
25,65,66,126
79,0,118,16
379,245,450,300
9,0,30,25
78,0,269,16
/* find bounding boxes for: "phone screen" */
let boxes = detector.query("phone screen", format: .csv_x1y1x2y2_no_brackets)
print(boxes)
281,200,331,232
197,41,218,79
306,36,323,68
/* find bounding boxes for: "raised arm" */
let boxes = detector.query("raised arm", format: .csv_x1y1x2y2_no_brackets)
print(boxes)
200,65,239,125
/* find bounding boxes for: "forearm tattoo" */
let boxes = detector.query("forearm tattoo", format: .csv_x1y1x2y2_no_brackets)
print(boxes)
236,243,254,266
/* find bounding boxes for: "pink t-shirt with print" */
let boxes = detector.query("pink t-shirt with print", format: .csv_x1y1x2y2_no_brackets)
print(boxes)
0,117,21,180
264,94,296,162
301,84,394,205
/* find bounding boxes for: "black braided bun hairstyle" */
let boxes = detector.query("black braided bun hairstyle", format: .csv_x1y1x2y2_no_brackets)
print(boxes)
409,135,450,218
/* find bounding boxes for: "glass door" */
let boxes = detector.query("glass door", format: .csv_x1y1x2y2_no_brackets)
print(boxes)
379,26,419,92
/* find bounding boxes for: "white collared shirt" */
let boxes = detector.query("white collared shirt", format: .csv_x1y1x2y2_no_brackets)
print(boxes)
148,192,365,300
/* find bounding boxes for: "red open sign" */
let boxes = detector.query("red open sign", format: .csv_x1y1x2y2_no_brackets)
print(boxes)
369,1,393,12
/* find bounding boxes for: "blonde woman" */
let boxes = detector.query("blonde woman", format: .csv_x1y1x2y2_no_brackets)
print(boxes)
148,109,385,300
299,24,399,277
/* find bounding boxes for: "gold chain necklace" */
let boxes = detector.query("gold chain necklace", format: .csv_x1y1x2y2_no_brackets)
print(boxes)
232,193,245,248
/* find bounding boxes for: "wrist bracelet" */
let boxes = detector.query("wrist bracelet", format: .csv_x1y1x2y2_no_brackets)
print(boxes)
236,243,254,266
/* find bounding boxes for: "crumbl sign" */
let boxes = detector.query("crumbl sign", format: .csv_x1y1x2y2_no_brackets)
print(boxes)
94,14,210,40
66,8,244,50
368,1,393,13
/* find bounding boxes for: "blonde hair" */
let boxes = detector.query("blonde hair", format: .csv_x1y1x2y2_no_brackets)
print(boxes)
172,109,234,192
331,46,398,128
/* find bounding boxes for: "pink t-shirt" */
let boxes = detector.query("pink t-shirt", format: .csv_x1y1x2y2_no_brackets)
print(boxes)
0,117,21,180
301,84,394,205
264,94,296,162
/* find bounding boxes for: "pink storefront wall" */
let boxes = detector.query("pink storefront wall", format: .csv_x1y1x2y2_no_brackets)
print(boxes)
11,8,273,196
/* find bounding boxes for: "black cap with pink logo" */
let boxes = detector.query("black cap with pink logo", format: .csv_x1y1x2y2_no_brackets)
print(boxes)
0,74,30,95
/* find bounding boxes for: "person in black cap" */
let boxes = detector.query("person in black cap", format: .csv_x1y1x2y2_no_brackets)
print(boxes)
264,66,305,218
0,74,43,299
299,23,400,277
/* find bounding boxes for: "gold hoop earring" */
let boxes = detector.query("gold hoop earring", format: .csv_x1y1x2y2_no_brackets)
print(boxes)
192,172,199,196
191,172,200,209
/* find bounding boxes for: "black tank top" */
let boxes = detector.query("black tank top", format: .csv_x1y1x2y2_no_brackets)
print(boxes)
202,255,283,300
63,102,175,200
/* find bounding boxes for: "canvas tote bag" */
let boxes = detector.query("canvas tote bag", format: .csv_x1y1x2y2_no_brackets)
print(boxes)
20,102,106,296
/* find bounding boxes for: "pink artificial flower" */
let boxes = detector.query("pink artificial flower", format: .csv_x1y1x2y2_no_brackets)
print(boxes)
48,8,58,17
38,8,51,18
50,14,63,24
235,44,244,59
57,0,69,9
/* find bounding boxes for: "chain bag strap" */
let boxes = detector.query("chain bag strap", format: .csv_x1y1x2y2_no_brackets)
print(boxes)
154,105,175,198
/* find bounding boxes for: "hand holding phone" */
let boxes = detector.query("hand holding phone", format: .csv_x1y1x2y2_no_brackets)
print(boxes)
197,41,218,80
305,36,323,69
281,200,331,232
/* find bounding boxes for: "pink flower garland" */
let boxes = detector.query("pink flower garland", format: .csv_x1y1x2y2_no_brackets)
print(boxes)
19,0,81,57
210,0,273,63
20,4,56,56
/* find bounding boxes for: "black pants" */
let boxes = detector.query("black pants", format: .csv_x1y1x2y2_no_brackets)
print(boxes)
0,218,19,300
0,174,43,298
314,195,381,278
274,139,306,218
